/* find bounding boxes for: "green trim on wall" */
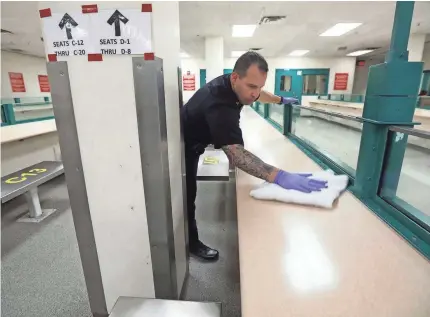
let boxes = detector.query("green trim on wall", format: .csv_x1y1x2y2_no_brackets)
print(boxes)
199,69,206,88
199,69,234,86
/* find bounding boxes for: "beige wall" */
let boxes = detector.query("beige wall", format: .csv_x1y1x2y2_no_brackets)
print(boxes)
1,50,50,100
181,56,357,103
352,56,385,95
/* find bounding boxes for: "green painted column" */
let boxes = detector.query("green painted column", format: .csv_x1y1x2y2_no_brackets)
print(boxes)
256,101,262,114
3,104,16,125
354,1,424,198
263,103,269,119
283,104,292,135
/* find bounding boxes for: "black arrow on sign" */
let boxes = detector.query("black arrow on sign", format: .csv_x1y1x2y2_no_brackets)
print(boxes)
107,10,129,37
58,13,78,40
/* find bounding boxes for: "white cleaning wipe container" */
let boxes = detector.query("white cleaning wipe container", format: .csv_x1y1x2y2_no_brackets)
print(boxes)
250,170,348,209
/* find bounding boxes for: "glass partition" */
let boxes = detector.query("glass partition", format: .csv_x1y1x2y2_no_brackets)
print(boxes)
318,94,364,103
249,101,430,259
291,105,362,175
1,98,15,104
1,102,54,126
16,96,51,104
267,103,284,128
329,94,344,101
256,102,265,116
380,126,430,228
14,104,54,122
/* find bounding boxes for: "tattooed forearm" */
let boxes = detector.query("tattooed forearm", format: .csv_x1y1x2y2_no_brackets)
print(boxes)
222,144,278,182
258,90,282,104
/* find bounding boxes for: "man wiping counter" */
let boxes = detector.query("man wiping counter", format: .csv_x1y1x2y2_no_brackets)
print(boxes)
181,51,327,261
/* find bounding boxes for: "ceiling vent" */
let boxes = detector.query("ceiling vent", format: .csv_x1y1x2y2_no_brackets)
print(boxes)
259,16,286,25
249,48,262,51
1,29,13,34
337,46,348,51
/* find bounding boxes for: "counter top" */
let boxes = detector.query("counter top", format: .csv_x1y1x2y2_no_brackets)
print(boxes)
236,107,430,317
1,120,57,144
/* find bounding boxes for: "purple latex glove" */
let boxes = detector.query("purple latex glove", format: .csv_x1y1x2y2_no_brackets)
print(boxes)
280,96,299,105
274,170,327,193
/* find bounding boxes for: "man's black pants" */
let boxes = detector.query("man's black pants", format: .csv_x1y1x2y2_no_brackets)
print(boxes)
185,147,202,244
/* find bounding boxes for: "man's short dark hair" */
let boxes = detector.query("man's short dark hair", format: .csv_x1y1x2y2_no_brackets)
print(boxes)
233,51,268,78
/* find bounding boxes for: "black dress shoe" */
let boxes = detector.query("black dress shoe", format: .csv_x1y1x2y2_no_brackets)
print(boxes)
190,240,219,261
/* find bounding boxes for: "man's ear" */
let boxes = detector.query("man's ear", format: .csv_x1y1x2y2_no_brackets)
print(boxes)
231,72,239,81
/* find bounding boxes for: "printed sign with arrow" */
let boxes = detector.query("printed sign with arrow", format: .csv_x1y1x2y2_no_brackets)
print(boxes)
58,13,78,40
107,10,129,37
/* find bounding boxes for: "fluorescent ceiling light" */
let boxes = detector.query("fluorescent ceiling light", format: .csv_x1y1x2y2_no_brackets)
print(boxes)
231,50,247,57
232,25,256,37
180,51,190,58
320,23,362,37
347,49,374,56
289,50,310,56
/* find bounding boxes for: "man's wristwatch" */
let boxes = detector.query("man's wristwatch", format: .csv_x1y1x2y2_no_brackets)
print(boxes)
278,96,284,105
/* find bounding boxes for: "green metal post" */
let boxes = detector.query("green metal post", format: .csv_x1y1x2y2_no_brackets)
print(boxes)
386,1,414,63
3,104,16,125
263,103,269,118
354,1,423,198
283,104,292,135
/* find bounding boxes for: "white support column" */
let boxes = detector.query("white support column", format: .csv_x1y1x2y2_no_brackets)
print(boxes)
205,36,224,82
39,1,186,315
408,33,426,61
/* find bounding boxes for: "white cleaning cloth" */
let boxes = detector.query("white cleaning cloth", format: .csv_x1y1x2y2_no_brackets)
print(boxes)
250,170,348,209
